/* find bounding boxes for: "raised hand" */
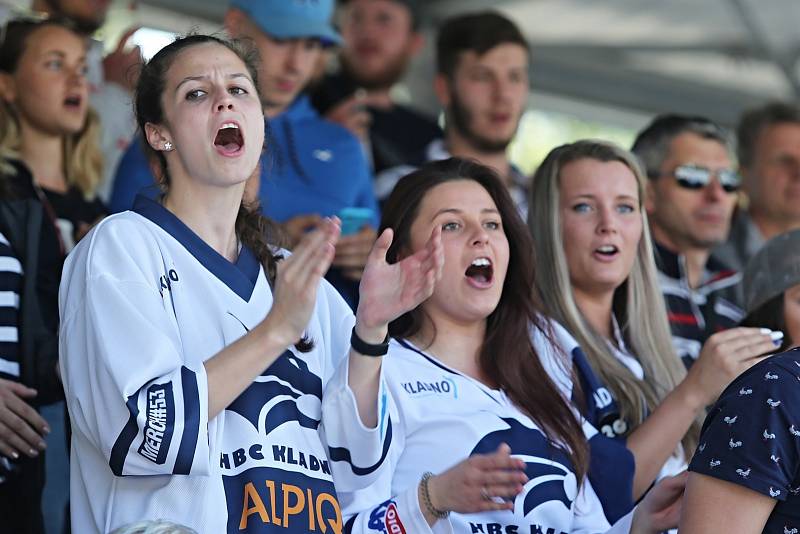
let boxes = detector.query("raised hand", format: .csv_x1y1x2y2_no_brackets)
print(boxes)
103,27,143,93
265,218,340,347
0,378,49,460
685,327,780,407
355,225,444,335
206,219,341,419
421,443,528,525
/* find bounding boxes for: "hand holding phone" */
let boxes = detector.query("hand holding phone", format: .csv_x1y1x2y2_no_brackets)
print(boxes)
338,207,374,236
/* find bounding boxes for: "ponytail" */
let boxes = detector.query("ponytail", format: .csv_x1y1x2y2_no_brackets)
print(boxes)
235,201,313,353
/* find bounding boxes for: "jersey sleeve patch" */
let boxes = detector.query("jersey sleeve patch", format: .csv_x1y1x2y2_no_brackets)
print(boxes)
109,366,204,476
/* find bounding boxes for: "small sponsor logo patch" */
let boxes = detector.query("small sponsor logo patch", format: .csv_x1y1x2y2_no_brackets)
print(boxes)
384,503,406,534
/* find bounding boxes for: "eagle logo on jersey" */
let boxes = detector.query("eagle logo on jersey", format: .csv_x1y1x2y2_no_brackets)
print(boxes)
227,350,323,435
471,417,578,516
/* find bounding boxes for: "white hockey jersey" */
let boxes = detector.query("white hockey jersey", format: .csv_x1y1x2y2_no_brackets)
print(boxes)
59,196,356,533
322,331,636,534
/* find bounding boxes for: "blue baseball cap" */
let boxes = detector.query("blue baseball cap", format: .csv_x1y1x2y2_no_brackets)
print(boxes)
229,0,342,46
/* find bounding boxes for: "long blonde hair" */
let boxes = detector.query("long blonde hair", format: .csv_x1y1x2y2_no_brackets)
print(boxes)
528,139,700,456
0,18,103,199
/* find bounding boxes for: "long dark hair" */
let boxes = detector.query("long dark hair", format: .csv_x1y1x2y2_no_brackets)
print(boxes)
381,157,588,480
134,34,310,351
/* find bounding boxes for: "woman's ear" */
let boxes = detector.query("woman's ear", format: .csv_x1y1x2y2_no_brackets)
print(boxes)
144,122,173,152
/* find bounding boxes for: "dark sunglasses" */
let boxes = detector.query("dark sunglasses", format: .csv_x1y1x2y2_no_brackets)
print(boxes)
669,164,741,193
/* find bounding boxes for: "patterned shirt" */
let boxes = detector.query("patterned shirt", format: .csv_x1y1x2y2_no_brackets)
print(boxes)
0,230,22,483
689,348,800,533
0,231,22,382
654,241,744,368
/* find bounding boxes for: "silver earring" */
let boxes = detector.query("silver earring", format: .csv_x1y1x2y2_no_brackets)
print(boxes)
164,141,173,151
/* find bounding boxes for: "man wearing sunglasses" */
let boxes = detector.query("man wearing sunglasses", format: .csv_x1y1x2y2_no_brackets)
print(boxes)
632,114,744,368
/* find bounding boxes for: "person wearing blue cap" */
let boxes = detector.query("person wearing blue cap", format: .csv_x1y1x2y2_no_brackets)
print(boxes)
109,0,379,309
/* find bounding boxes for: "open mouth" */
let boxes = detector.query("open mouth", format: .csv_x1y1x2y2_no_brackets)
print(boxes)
63,95,82,109
213,122,244,156
465,257,494,286
594,245,619,258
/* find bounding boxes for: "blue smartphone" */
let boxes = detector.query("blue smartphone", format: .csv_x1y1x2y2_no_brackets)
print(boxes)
338,207,374,235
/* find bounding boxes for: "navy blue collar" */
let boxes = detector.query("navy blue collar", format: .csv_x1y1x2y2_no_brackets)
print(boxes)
132,195,260,301
395,338,502,406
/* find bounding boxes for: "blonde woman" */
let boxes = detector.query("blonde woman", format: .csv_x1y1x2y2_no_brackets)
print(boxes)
0,17,106,533
0,17,106,254
527,140,779,521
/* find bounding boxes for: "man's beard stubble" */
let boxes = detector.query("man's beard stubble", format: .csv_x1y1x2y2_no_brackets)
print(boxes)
448,89,515,154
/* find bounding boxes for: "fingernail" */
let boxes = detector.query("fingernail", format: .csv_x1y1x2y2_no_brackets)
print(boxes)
38,441,46,450
760,328,772,334
10,451,18,459
29,448,37,457
42,426,50,434
770,331,784,341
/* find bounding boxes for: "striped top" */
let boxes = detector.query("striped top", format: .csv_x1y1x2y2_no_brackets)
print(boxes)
654,241,743,368
0,231,22,380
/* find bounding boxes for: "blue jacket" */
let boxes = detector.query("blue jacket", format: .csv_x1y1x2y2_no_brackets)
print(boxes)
258,95,378,227
108,138,158,214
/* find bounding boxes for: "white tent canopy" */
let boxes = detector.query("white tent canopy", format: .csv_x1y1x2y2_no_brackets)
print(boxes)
117,0,800,127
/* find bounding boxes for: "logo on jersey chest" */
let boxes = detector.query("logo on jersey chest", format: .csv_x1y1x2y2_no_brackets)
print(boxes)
224,466,341,533
226,350,323,436
158,269,180,295
220,443,331,476
401,376,457,399
471,418,578,517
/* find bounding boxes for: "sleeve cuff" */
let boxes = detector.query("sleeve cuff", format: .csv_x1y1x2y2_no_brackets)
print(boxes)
395,484,454,534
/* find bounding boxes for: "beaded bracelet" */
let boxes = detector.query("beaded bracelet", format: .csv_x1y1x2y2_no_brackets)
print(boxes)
419,471,449,519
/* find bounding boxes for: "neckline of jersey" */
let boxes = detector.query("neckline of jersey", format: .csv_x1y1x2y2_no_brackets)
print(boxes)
394,337,506,406
132,194,260,301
